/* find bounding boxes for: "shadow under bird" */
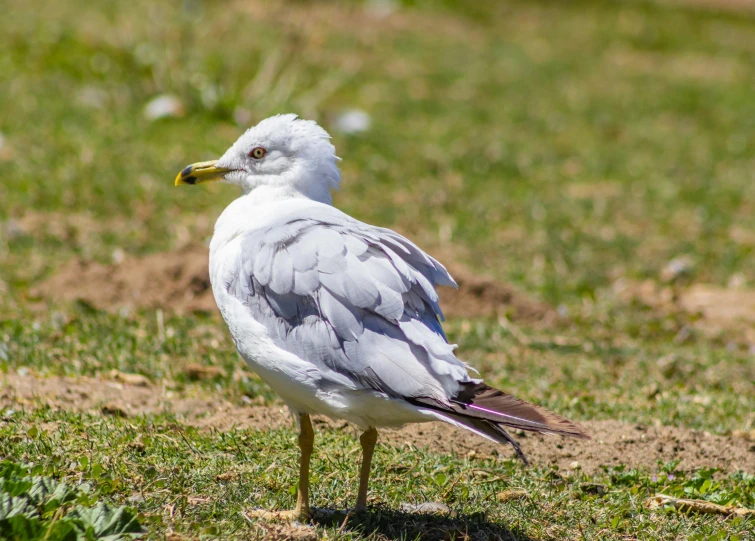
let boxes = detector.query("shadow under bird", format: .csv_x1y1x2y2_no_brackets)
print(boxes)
175,114,589,521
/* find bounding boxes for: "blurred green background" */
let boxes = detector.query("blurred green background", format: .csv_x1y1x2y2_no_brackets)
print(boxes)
3,0,755,302
2,1,755,539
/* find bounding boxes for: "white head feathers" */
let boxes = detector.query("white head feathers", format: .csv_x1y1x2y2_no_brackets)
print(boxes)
217,114,341,204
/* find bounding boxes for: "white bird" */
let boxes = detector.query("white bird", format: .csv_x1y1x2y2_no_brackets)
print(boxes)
175,114,588,521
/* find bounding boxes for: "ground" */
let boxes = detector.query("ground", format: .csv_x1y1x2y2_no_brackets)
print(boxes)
1,0,755,539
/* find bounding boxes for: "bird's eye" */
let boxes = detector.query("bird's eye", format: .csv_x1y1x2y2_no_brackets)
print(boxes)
249,147,267,159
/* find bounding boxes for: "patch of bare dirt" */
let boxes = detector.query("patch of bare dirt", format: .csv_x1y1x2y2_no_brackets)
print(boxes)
438,265,554,322
33,245,555,322
0,372,286,432
615,279,755,342
680,284,755,326
401,420,755,475
32,245,216,314
3,373,753,475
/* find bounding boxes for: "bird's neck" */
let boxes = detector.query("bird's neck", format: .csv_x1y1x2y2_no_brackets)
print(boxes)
240,162,336,206
240,182,332,206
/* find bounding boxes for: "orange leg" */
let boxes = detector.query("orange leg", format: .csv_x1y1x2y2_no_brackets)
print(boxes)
355,427,377,510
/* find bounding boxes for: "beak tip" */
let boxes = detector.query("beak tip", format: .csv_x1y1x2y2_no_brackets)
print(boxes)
173,160,226,187
174,171,198,186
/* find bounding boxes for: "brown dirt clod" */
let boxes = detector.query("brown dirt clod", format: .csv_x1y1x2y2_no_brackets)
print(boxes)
438,264,555,322
32,245,217,314
184,364,227,381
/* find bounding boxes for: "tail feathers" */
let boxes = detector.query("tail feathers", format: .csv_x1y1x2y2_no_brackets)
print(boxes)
420,410,529,464
409,382,589,463
452,382,587,438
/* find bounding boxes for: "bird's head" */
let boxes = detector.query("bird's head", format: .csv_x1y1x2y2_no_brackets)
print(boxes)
175,114,341,203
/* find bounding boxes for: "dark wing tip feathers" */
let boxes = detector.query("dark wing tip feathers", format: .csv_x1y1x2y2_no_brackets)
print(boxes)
410,382,589,443
410,383,588,464
453,382,590,440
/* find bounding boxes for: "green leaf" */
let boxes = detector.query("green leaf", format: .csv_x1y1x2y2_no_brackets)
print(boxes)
1,513,44,540
0,493,37,521
68,502,144,540
0,461,144,540
43,518,79,541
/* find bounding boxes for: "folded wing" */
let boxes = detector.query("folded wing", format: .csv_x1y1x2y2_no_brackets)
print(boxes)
227,203,470,401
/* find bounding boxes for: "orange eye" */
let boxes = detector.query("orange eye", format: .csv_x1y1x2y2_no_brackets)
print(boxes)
249,147,267,159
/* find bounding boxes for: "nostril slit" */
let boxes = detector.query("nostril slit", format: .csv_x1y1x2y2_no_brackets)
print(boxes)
181,166,193,177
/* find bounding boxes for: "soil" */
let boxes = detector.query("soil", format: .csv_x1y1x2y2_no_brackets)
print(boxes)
32,245,555,322
437,265,554,322
403,419,755,475
3,372,753,475
615,279,755,342
32,245,217,314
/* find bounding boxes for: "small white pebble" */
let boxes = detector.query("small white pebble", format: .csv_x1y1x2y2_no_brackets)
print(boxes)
365,0,398,18
112,248,125,264
661,256,694,283
333,109,371,134
144,94,184,121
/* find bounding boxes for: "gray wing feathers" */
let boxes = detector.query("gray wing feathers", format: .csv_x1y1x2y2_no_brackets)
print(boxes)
231,205,468,400
291,238,318,272
253,245,274,285
319,288,363,340
293,267,319,296
269,249,293,295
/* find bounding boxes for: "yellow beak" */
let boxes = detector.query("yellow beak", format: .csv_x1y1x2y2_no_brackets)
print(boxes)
174,160,232,186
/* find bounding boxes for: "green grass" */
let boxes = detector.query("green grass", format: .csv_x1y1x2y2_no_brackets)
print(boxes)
2,0,755,539
1,409,753,540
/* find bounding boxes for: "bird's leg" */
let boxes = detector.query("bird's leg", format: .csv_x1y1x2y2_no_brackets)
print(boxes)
248,413,314,522
294,413,314,519
355,427,377,511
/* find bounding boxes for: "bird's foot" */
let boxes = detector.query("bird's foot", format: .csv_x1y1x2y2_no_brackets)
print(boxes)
246,507,310,523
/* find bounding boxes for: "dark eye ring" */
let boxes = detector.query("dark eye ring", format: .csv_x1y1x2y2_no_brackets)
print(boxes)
249,147,267,159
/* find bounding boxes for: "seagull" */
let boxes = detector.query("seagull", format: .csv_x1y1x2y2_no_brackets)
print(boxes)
175,114,588,520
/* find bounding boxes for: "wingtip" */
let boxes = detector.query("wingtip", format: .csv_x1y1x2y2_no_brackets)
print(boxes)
559,424,591,440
